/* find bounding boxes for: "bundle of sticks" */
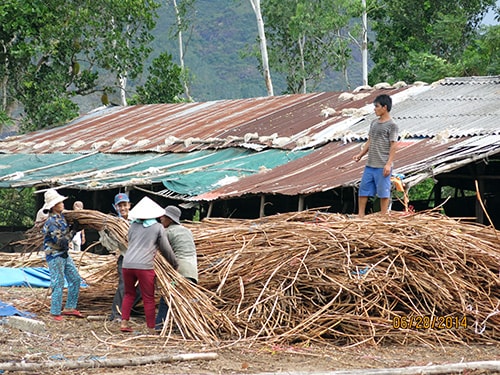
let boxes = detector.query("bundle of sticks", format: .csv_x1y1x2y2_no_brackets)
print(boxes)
14,209,128,254
63,209,128,253
154,257,240,342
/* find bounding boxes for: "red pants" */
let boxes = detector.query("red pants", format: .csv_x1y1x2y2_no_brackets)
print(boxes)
122,268,156,328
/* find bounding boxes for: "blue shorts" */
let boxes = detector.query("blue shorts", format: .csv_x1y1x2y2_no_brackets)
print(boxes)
359,166,392,198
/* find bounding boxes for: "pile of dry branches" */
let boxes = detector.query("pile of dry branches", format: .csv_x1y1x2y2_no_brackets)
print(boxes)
8,209,500,346
154,258,240,342
188,210,500,345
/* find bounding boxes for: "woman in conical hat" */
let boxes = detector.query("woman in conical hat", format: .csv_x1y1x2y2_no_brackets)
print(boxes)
120,196,178,333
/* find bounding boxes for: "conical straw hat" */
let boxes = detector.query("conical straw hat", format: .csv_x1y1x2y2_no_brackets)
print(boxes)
128,196,164,220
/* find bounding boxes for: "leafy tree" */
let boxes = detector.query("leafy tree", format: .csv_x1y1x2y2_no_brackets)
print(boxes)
0,110,14,134
0,0,160,132
458,24,500,76
369,0,497,84
130,52,184,104
260,0,362,94
0,188,36,227
91,0,160,106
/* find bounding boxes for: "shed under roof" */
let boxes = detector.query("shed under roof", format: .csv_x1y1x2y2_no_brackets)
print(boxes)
0,76,498,202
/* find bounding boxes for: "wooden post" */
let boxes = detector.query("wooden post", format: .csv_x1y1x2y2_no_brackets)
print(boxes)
298,195,304,211
259,195,265,218
207,201,213,218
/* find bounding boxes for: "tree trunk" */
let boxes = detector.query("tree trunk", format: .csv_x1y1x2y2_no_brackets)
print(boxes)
298,34,306,93
361,0,368,86
172,0,192,101
119,74,128,106
249,0,274,96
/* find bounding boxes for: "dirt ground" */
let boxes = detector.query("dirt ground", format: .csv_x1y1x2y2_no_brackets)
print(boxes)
1,286,499,375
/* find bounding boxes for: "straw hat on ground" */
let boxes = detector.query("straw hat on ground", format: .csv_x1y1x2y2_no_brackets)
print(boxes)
129,196,164,220
42,189,67,212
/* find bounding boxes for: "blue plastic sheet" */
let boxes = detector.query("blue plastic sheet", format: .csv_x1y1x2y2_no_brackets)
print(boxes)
0,267,87,288
0,300,35,318
0,267,53,287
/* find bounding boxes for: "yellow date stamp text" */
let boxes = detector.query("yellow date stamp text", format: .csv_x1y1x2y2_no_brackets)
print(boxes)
392,315,467,330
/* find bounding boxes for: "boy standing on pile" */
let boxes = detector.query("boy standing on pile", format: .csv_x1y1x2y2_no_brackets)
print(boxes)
353,94,399,217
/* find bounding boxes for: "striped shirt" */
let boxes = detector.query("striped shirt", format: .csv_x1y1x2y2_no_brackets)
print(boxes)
367,119,399,168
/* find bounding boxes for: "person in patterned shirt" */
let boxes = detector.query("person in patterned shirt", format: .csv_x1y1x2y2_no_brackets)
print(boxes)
41,189,84,321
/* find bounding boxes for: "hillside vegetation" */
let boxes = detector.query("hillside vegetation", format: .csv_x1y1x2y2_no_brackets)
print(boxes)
146,0,361,102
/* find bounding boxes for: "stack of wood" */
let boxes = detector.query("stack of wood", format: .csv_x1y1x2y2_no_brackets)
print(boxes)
11,208,500,346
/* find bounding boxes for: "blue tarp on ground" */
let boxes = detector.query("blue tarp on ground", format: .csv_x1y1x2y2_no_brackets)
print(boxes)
0,267,53,287
0,267,88,288
0,300,35,318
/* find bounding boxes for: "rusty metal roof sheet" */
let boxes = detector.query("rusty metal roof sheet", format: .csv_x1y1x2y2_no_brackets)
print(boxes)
192,135,500,200
0,87,411,154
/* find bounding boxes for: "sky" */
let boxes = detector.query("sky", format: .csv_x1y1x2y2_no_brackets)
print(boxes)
482,1,499,25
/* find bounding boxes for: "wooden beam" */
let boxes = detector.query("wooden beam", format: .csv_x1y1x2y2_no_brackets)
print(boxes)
253,361,500,375
298,195,304,211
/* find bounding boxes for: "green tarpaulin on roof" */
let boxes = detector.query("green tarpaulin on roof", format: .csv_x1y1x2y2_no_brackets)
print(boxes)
0,148,311,196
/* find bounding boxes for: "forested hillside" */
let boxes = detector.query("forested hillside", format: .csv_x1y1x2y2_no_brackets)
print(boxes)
152,0,269,100
147,0,362,102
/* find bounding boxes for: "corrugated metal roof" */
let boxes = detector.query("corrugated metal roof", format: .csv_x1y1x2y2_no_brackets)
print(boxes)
1,77,497,156
344,76,500,141
0,87,410,154
192,135,500,200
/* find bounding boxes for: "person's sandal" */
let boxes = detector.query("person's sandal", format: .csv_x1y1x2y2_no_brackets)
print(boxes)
62,309,84,318
120,326,133,332
52,315,64,321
